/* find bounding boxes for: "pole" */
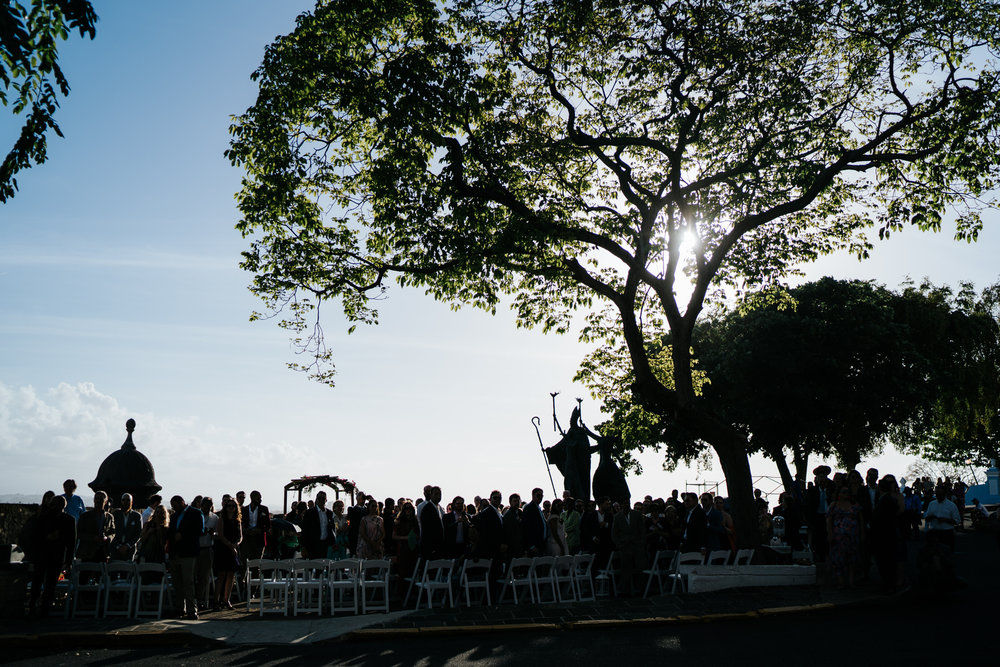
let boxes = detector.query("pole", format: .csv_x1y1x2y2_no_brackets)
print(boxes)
533,416,559,497
551,392,563,434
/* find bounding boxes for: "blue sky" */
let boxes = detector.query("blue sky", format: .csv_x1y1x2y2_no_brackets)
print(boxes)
2,1,998,508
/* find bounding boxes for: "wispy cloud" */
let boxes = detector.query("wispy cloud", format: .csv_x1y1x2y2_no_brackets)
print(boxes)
0,381,322,501
0,249,235,272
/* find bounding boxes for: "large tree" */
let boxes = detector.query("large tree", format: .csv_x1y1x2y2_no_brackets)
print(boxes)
1,0,97,202
630,278,1000,493
228,0,1000,545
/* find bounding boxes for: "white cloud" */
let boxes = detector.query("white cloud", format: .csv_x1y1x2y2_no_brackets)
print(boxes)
0,381,321,505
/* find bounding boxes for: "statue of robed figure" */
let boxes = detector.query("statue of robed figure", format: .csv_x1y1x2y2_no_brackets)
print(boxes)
543,407,631,506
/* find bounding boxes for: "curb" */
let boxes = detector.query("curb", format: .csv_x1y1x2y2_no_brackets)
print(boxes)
0,628,220,650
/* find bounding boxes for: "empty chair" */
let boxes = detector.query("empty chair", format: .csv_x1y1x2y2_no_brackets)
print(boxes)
401,556,423,608
134,563,168,619
70,562,106,618
552,555,576,603
359,559,391,613
706,549,731,566
734,548,755,567
292,559,326,616
328,559,361,615
671,551,706,593
495,557,533,605
530,556,558,604
459,558,492,607
643,550,677,598
571,553,596,602
258,560,293,616
594,552,620,597
245,558,269,612
414,558,455,609
103,561,137,617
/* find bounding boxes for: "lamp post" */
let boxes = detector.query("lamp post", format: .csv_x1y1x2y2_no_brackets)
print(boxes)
965,459,980,485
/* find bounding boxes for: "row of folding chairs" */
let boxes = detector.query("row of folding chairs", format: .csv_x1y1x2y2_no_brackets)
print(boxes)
401,554,597,609
49,560,170,619
244,558,390,616
642,548,756,596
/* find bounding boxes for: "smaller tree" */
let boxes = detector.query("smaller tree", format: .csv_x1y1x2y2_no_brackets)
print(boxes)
1,0,97,202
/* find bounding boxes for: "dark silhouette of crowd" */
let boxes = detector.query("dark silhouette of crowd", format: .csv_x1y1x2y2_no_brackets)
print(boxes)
19,467,973,618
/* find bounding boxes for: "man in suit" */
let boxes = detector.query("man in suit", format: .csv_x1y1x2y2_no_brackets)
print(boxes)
521,487,548,556
302,490,335,558
680,492,708,553
594,496,615,570
111,493,142,562
418,486,444,559
28,495,76,617
241,490,270,563
76,490,116,562
613,501,648,596
502,493,524,564
473,489,506,597
347,494,368,556
169,495,204,619
804,466,832,563
443,495,471,559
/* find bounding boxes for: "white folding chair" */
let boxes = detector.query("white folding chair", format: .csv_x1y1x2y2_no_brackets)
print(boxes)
70,562,106,618
643,549,677,598
553,555,577,603
134,563,168,619
328,559,361,615
734,548,755,567
258,560,292,616
706,549,731,565
245,558,269,612
530,556,558,604
496,557,533,605
459,558,492,607
401,556,423,608
572,553,596,602
360,559,391,613
103,561,137,617
292,559,326,616
414,558,455,609
671,551,706,593
595,552,620,597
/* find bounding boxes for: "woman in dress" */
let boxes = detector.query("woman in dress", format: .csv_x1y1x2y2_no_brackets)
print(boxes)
330,500,349,560
545,499,569,556
357,498,385,560
138,505,169,564
213,499,242,609
825,486,862,588
714,496,738,555
392,501,419,581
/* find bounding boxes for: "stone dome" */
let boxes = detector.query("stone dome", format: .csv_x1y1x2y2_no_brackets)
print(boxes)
89,418,162,508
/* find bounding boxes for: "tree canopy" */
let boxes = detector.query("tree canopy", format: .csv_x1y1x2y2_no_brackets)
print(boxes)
1,0,97,202
622,277,1000,491
230,0,1000,544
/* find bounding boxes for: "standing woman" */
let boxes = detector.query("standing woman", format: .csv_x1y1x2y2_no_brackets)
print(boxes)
826,486,862,589
357,498,385,560
392,501,420,582
331,500,349,560
545,499,568,556
714,496,738,555
138,505,169,564
214,498,242,610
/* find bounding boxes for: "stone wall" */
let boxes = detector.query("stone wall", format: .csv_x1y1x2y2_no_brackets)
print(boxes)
0,504,37,547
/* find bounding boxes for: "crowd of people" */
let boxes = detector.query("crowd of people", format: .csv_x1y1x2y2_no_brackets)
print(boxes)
761,466,969,592
19,467,975,618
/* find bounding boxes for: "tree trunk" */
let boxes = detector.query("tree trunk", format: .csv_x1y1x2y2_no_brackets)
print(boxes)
765,447,796,495
792,446,809,483
712,435,758,548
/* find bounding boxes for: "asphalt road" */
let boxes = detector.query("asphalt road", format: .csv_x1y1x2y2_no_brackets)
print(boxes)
6,531,997,666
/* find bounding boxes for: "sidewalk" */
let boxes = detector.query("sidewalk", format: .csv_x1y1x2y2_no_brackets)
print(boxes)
2,529,993,648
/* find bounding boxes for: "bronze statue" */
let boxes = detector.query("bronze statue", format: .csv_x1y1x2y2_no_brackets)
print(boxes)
542,407,631,506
